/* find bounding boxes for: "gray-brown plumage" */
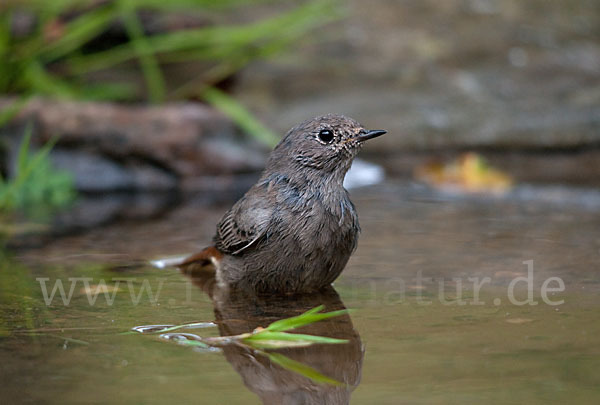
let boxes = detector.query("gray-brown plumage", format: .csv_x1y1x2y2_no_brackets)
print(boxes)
180,114,386,293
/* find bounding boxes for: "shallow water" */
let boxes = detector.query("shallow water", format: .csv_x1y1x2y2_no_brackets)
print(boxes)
1,181,599,404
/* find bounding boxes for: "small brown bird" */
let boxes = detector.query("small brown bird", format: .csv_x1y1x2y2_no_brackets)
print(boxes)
179,114,386,293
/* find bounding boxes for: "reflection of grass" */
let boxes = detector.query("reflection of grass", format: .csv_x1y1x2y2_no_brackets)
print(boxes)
262,351,344,386
0,249,47,337
0,124,75,231
0,0,340,144
134,305,350,385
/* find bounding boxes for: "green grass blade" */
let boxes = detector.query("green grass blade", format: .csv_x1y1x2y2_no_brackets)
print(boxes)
119,0,166,103
26,136,60,175
0,125,60,213
68,24,260,73
69,0,339,74
79,82,138,102
123,0,274,11
0,12,11,90
23,61,79,98
201,86,279,147
0,95,32,127
266,352,345,386
167,29,304,99
247,331,348,344
16,123,33,175
6,131,75,216
265,306,349,332
11,132,59,195
40,4,118,62
29,0,94,15
244,340,315,349
244,331,348,349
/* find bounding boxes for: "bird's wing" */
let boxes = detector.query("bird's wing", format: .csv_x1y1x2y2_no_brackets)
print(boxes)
214,196,273,255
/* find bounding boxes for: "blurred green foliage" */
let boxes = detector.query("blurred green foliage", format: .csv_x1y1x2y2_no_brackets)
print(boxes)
0,124,75,230
0,0,339,225
0,0,340,146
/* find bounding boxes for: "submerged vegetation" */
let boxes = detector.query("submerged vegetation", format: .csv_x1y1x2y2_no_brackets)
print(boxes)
133,305,351,385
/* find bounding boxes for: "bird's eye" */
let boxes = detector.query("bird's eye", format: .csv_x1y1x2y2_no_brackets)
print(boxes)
318,129,334,143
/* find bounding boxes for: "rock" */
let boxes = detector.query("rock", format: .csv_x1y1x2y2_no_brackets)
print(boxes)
50,149,177,192
19,98,266,175
0,98,268,192
5,192,179,248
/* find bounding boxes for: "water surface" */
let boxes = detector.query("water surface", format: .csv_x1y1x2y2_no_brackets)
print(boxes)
1,181,599,404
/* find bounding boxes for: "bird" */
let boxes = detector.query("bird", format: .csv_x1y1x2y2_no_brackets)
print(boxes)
178,114,386,293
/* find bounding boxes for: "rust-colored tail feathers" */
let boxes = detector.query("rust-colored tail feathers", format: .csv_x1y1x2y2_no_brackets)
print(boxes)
177,246,223,275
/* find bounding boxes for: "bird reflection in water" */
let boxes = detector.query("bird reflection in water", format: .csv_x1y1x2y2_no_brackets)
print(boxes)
186,268,364,405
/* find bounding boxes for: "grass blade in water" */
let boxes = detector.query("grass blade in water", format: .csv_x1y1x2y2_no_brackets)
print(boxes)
244,330,348,349
265,352,345,387
265,306,350,332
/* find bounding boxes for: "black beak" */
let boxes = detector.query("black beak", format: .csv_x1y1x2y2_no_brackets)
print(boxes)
356,129,387,142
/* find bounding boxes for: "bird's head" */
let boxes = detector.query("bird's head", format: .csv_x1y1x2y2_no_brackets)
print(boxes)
269,114,386,177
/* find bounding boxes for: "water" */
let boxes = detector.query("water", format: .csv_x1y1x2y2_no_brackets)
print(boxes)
1,181,599,404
